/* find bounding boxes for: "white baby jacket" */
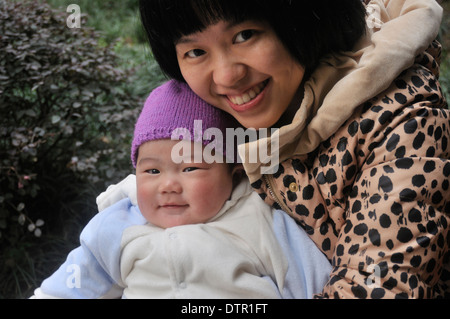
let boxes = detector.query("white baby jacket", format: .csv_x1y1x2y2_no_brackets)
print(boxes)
33,180,331,299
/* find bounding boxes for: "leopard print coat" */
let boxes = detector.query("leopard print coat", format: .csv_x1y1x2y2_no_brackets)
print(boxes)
252,41,450,298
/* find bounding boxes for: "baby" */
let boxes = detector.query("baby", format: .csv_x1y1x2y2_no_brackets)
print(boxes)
32,80,331,299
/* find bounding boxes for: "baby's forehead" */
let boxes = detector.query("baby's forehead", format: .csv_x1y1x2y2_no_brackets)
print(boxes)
139,139,231,166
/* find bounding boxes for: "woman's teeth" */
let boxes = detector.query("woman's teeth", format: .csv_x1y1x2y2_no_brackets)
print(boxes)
228,81,267,105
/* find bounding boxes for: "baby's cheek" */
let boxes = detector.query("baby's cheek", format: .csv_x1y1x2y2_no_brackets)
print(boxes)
136,188,154,218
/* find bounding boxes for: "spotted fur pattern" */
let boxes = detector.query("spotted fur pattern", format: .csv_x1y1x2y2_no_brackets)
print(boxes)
253,41,450,298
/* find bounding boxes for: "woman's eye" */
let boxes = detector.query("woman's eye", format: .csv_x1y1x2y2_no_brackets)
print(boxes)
186,49,206,58
234,30,256,43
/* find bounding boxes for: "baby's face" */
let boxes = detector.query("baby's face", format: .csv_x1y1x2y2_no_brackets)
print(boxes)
135,139,234,228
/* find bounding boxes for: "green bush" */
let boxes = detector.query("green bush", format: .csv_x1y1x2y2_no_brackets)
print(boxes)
47,0,146,44
0,0,164,297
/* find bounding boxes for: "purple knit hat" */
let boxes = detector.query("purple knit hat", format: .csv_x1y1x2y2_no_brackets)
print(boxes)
131,80,239,167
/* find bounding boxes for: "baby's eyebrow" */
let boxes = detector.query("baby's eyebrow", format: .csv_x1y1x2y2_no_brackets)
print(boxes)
137,157,160,166
173,153,200,164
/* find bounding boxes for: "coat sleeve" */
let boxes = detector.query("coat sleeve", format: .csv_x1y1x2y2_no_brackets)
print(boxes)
318,60,449,299
315,0,448,298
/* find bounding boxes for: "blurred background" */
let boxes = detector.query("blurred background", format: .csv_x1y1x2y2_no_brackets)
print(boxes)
0,0,448,298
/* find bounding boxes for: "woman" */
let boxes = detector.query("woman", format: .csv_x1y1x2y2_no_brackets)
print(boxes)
101,0,449,298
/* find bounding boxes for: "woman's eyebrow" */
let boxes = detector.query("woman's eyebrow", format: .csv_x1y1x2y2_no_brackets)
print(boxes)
175,21,245,45
176,36,195,45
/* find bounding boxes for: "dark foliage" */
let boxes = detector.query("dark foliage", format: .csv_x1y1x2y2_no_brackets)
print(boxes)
0,0,143,297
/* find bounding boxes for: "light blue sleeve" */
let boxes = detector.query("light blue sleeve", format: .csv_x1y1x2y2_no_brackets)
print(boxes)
37,198,147,299
272,210,332,299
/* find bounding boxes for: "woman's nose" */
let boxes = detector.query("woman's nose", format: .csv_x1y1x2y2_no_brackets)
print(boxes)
212,55,247,89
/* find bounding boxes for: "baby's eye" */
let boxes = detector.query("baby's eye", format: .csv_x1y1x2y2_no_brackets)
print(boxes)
234,30,256,44
145,169,160,175
186,49,206,58
183,167,199,173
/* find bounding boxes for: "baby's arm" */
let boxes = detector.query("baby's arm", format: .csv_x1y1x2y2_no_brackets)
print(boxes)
32,199,143,298
272,210,332,299
32,240,123,299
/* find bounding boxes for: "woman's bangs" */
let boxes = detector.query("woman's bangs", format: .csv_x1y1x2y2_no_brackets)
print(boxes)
169,0,267,41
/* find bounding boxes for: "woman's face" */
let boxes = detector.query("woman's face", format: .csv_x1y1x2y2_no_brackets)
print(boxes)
175,20,305,129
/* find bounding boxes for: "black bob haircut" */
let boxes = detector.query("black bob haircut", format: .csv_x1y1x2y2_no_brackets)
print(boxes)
139,0,367,82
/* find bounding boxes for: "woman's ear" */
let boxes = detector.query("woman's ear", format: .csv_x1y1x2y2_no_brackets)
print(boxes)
231,164,246,188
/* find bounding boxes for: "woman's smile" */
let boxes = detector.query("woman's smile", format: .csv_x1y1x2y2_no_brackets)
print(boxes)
226,79,269,112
